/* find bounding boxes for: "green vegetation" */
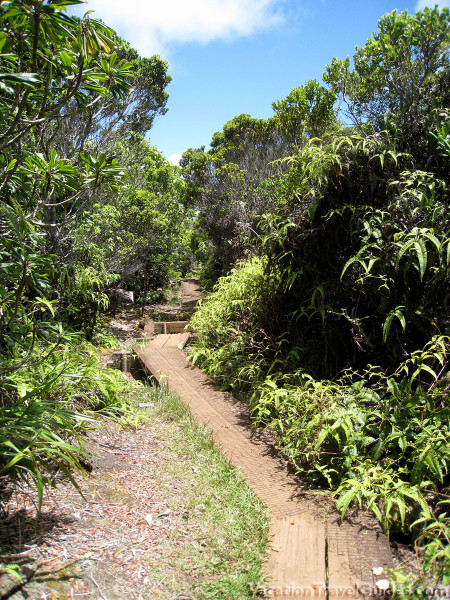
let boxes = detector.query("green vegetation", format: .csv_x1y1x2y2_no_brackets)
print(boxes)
0,1,187,503
1,1,449,594
0,333,132,505
187,6,450,592
151,386,269,599
0,381,269,599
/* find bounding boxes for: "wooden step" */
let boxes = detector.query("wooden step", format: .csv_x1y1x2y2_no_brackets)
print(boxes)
153,321,189,334
147,333,190,349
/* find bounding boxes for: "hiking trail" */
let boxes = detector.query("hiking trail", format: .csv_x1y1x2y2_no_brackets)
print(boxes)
138,280,393,599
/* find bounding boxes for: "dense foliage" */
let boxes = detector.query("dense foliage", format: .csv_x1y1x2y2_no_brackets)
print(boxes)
188,7,450,592
180,80,337,284
1,1,449,592
0,0,187,500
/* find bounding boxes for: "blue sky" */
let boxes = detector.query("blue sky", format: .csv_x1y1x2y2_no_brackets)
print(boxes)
68,0,449,163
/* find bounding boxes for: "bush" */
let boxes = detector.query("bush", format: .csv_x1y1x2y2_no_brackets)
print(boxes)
189,257,283,395
0,335,131,507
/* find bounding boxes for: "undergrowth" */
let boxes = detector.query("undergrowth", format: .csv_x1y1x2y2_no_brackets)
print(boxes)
188,259,450,593
150,385,269,599
0,336,132,509
189,256,282,396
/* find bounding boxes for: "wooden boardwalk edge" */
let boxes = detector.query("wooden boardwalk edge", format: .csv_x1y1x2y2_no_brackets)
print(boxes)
137,335,393,599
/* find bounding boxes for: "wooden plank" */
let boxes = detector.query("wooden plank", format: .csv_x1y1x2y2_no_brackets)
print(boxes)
167,321,189,333
327,522,393,599
266,514,326,598
154,321,189,334
327,522,359,598
161,332,190,348
153,322,165,334
177,332,191,348
149,334,171,348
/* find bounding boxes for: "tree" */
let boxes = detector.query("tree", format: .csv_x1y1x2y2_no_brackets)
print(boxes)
0,0,133,342
0,1,172,259
272,79,337,150
181,114,289,282
72,135,190,295
180,89,340,284
46,35,171,158
0,1,131,153
0,0,149,494
323,6,449,160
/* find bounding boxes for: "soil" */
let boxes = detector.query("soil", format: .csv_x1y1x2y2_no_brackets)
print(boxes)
0,412,210,600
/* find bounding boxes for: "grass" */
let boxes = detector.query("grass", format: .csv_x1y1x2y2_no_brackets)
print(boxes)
145,384,270,599
164,281,184,306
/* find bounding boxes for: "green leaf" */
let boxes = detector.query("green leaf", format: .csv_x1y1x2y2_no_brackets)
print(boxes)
424,451,443,483
341,256,361,279
337,485,359,518
423,230,441,253
51,0,85,6
0,32,7,52
315,427,329,449
386,378,400,398
59,50,73,67
411,363,438,382
35,296,55,317
414,239,427,280
367,497,383,525
395,239,414,266
372,439,384,460
382,306,405,343
0,72,41,86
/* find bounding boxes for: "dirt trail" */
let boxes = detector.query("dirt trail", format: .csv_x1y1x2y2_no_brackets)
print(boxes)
179,279,202,316
138,283,394,599
0,414,210,600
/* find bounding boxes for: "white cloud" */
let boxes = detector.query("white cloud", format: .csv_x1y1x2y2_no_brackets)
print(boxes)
168,153,182,165
77,0,285,57
415,0,449,10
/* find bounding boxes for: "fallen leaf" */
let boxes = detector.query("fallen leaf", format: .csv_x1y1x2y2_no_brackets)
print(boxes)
144,514,153,527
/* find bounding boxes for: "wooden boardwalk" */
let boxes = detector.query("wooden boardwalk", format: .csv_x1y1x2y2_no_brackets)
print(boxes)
137,333,393,598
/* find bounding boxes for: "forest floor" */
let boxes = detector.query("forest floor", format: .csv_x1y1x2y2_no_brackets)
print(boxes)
0,396,268,600
0,410,197,600
0,384,268,600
